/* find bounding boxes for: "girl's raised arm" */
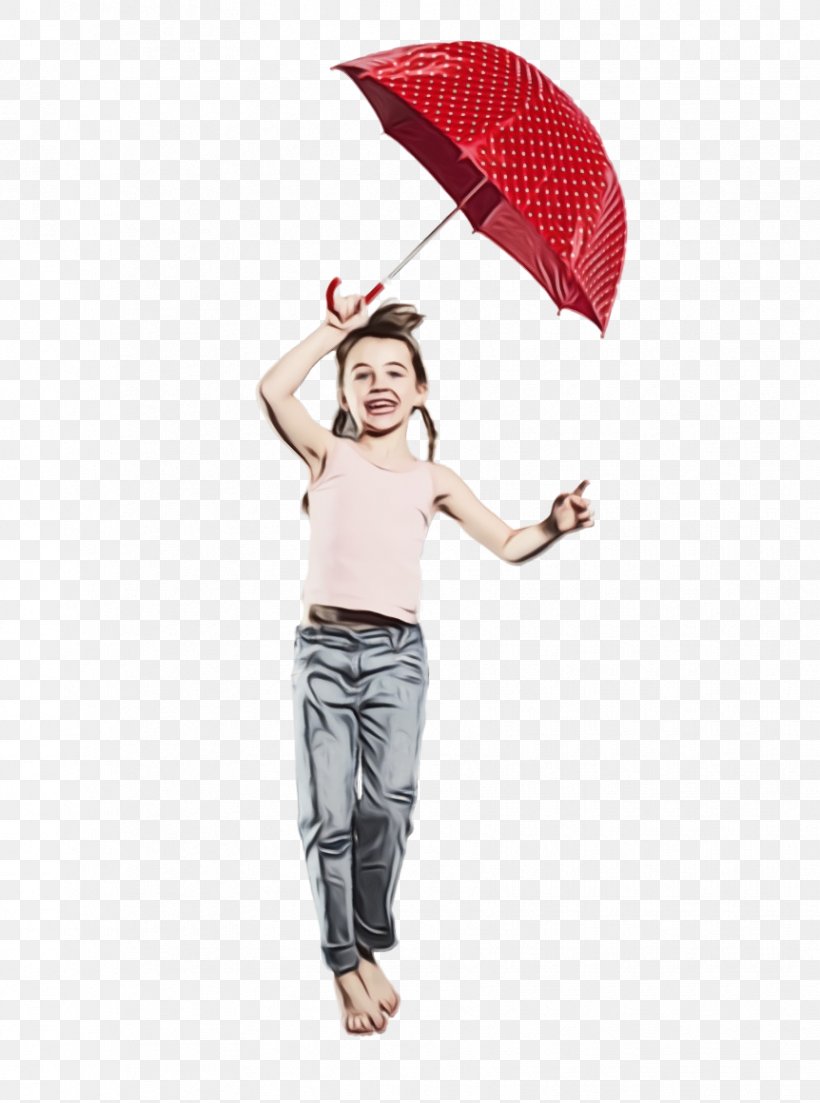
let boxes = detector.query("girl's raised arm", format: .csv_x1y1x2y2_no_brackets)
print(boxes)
257,322,340,402
256,323,341,477
257,290,367,400
257,292,368,477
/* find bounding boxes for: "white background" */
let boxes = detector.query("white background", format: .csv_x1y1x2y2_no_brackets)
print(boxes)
5,3,818,1100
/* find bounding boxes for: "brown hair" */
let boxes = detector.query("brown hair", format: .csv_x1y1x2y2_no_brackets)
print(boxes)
300,301,439,517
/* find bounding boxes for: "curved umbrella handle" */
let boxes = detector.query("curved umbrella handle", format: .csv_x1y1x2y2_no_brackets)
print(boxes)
325,276,386,322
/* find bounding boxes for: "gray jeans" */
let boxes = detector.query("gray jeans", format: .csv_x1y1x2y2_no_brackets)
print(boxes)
292,621,429,976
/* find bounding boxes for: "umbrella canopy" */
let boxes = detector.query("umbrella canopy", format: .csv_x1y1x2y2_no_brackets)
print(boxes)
332,41,626,336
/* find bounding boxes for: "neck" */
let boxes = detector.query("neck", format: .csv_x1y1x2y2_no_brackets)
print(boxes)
357,428,413,460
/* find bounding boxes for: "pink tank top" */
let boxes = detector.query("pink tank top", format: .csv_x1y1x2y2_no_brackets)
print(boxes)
301,436,436,623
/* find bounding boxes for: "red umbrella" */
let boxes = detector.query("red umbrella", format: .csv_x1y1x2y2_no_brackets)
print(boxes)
325,41,626,337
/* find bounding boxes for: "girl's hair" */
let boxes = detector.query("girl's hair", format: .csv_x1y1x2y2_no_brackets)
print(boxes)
300,300,439,517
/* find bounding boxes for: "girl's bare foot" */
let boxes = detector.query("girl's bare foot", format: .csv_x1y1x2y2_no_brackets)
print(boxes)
355,955,401,1018
333,969,388,1035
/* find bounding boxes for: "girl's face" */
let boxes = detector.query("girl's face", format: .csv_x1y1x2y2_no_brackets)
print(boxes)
340,336,427,434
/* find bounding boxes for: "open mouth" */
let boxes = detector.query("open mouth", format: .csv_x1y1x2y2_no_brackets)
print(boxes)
364,400,398,414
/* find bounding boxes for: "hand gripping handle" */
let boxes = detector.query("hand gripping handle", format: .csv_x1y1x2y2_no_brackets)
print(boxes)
325,276,385,324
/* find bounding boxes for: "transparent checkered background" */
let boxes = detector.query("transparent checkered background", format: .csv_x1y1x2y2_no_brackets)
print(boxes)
4,4,818,1101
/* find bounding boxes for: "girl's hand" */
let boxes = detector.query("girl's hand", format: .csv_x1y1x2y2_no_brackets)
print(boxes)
546,480,596,536
325,286,369,333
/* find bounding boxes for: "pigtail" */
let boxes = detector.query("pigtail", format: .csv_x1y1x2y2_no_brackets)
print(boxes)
417,405,438,462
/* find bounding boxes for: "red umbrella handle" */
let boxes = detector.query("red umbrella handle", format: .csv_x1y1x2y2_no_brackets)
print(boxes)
325,276,385,323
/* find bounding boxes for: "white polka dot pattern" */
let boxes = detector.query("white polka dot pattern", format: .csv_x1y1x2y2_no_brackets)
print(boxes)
333,41,626,335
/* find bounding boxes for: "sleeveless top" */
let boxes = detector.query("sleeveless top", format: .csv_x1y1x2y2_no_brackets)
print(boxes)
301,436,436,624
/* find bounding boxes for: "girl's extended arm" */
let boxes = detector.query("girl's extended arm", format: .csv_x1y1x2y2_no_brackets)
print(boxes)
437,465,592,564
502,518,562,564
503,484,595,563
436,465,561,564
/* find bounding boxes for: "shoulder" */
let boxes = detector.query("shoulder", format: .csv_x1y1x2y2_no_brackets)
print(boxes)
429,460,450,488
428,460,459,514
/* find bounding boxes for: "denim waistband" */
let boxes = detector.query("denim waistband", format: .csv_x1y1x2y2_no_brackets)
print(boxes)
295,621,424,646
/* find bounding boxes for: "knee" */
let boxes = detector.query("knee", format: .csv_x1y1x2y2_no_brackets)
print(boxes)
315,827,353,858
299,812,354,857
360,785,417,829
382,782,418,812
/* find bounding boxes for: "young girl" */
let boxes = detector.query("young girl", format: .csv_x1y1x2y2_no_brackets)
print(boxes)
257,290,595,1035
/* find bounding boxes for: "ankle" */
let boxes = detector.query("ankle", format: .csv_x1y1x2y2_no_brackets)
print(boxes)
334,966,359,982
356,942,377,964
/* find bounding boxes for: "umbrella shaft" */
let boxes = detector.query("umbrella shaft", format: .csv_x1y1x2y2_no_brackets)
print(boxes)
367,176,489,303
384,204,461,282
